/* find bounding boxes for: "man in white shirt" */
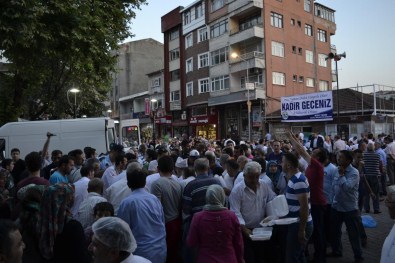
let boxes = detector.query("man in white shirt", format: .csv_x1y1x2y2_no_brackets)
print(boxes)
71,165,94,218
101,152,127,191
333,135,346,156
104,162,142,216
230,161,276,262
77,178,107,229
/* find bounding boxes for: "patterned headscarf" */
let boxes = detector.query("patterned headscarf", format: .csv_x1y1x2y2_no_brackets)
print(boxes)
37,183,74,260
203,184,227,211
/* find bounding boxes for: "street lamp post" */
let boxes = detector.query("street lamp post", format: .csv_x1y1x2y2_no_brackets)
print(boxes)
326,51,346,135
231,52,253,143
150,98,158,146
67,88,80,119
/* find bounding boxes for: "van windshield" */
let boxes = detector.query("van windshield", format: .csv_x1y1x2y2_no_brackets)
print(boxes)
107,128,116,146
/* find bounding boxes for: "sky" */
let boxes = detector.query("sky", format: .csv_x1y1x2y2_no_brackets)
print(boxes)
128,0,395,92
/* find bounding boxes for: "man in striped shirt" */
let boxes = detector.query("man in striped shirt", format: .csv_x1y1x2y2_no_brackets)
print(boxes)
282,152,313,263
363,143,381,213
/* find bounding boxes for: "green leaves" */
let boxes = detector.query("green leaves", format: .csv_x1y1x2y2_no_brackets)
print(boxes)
0,0,147,124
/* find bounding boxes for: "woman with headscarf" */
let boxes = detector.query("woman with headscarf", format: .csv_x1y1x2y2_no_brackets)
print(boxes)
37,183,89,263
187,184,244,263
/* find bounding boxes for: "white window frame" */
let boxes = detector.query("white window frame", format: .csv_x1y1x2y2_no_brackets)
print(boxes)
185,33,193,48
199,78,210,93
169,48,180,61
317,29,327,42
306,78,314,87
306,50,314,64
211,75,230,92
318,54,327,67
195,3,204,19
271,41,284,57
170,90,180,102
186,82,193,96
184,10,191,25
319,80,329,91
210,19,228,38
210,46,228,65
304,0,311,12
270,12,283,28
211,0,225,12
198,27,208,42
186,58,193,73
305,24,313,36
198,52,209,69
169,28,179,41
272,72,285,86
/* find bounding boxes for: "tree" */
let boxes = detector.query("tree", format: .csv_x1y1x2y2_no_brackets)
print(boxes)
0,0,147,124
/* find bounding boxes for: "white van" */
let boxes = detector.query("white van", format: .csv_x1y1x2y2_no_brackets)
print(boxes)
0,118,116,159
120,118,141,146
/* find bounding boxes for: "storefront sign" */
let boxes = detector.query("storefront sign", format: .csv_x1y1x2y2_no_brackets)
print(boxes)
189,115,218,125
252,107,262,127
155,115,172,124
281,91,333,122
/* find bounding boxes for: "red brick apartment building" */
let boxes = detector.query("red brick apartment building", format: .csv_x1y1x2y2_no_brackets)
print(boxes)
161,0,336,141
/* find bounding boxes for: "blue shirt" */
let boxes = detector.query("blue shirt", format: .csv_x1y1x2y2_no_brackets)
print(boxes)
323,163,337,204
99,155,112,171
49,171,69,185
376,148,387,167
118,188,166,263
332,164,359,212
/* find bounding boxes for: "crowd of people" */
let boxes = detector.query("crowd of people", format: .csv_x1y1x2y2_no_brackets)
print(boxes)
0,130,394,263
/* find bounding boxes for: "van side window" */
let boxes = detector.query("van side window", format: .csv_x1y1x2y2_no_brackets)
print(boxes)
0,139,5,160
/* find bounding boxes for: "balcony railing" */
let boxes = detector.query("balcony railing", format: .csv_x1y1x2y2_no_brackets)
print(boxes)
229,0,263,15
150,86,163,94
229,51,265,73
229,25,264,45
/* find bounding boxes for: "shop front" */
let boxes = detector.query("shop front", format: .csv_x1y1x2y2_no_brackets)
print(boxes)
188,113,218,140
172,110,188,139
155,115,172,141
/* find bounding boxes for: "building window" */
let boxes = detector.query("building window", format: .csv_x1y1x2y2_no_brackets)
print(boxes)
170,69,180,81
195,3,204,19
306,78,314,87
306,50,314,64
170,90,180,102
184,10,191,25
169,28,179,41
185,33,193,48
198,27,208,42
297,20,301,27
186,82,193,96
211,0,225,12
305,24,313,36
270,12,283,28
169,48,180,61
239,14,263,31
271,41,284,57
291,19,295,26
298,47,302,55
299,76,304,83
210,19,228,38
315,5,335,22
319,80,329,91
272,72,285,85
151,78,161,87
199,78,210,93
318,54,327,67
186,58,193,72
211,75,230,92
317,29,327,42
304,0,311,12
198,53,209,68
293,75,297,82
292,46,296,53
210,46,228,65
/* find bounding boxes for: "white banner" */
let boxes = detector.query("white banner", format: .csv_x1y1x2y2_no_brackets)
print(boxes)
281,91,333,122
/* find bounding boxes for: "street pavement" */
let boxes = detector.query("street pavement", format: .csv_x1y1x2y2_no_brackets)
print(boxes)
307,202,394,263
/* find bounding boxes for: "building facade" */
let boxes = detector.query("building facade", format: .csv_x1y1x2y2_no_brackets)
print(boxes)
161,0,336,142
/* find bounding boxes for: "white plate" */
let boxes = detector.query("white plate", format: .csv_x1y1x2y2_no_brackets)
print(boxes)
273,218,299,225
250,234,272,241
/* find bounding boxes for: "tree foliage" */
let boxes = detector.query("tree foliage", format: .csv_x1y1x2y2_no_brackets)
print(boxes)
0,0,147,124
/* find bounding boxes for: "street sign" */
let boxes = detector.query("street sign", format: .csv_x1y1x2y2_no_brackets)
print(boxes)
245,82,255,90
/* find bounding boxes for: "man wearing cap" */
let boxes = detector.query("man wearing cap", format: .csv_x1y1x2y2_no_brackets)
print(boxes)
187,149,200,167
89,217,150,263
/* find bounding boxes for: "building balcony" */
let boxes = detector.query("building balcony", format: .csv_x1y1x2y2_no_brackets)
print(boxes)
150,86,163,94
229,25,264,45
229,51,265,73
228,0,263,18
170,101,181,111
